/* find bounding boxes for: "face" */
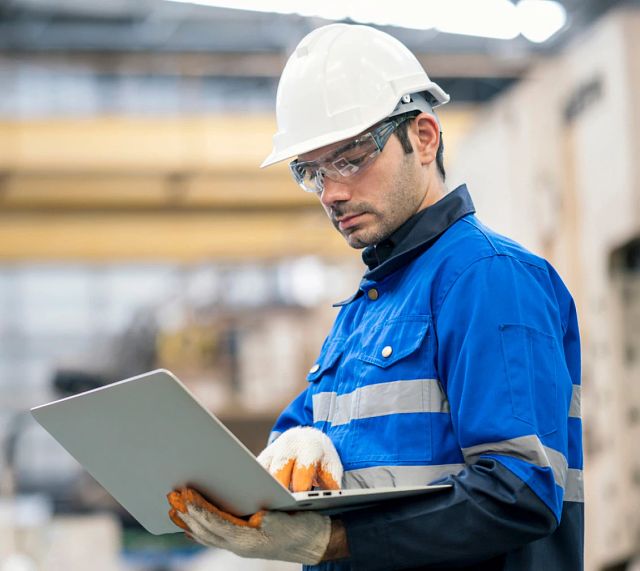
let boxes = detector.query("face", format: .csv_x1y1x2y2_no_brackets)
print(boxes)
299,126,427,249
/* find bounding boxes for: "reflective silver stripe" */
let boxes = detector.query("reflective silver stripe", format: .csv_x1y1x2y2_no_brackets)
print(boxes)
344,464,465,488
267,431,282,446
569,385,581,418
462,435,568,488
312,379,449,426
564,469,584,502
345,463,585,503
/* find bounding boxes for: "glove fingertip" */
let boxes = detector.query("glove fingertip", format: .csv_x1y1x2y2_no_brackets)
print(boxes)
168,508,191,532
318,466,342,490
291,464,315,492
273,457,295,490
247,510,265,528
167,490,188,513
182,488,213,512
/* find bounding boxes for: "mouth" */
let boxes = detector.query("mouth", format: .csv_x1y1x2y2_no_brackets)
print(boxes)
336,213,366,231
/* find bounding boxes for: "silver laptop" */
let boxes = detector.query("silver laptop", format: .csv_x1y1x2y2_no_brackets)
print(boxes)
31,369,451,535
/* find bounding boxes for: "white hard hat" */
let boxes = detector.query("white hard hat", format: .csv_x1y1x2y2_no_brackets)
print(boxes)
261,23,449,168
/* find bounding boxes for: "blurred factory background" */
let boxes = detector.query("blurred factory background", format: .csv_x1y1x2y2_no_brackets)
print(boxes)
0,0,639,569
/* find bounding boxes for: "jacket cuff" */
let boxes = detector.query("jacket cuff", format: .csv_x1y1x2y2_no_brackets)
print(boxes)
342,513,393,571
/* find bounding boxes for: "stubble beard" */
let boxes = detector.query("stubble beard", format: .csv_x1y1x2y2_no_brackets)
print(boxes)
341,212,392,249
337,156,421,249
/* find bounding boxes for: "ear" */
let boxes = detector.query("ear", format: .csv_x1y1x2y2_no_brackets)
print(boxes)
410,113,440,167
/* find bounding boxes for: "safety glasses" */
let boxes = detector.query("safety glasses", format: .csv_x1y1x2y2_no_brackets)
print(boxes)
289,114,414,194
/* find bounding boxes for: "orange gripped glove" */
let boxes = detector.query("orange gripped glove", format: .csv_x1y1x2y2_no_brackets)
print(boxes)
167,488,331,565
256,426,343,492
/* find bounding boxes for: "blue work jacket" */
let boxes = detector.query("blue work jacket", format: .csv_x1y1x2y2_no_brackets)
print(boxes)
270,185,583,570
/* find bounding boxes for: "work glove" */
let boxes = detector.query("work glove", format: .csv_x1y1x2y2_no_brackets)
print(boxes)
167,487,331,565
257,426,343,492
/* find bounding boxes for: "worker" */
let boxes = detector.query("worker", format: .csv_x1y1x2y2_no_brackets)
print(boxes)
167,23,584,570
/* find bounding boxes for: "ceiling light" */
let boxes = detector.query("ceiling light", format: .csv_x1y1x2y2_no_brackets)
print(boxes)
166,0,568,43
434,0,519,40
516,0,568,43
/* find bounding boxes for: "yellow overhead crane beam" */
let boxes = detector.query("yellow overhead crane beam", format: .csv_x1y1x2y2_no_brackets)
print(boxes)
0,211,347,261
0,109,476,261
0,170,315,211
0,115,282,171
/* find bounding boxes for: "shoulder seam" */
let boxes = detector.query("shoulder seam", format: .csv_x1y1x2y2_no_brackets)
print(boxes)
434,252,548,323
461,218,546,271
461,217,499,254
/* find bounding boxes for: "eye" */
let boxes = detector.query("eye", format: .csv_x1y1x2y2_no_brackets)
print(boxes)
346,155,366,166
300,164,318,180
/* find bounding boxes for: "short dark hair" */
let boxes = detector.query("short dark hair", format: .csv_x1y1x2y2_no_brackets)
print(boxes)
395,116,446,181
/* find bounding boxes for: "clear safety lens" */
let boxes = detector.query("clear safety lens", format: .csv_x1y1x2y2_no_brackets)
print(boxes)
289,117,409,194
290,160,327,194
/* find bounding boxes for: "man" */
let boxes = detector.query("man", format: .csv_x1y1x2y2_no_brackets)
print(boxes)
167,23,584,570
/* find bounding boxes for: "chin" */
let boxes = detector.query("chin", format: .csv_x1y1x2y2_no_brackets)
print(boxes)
344,231,374,249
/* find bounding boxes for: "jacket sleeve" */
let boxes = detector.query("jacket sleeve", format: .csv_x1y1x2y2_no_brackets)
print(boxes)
341,254,575,569
265,387,313,446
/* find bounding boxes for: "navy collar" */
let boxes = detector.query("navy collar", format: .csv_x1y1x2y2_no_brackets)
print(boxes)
334,184,475,307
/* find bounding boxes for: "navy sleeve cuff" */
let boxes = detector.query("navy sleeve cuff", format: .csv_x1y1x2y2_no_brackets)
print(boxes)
340,459,557,570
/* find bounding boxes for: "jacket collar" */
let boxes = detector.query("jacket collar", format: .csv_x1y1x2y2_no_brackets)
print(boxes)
333,184,475,307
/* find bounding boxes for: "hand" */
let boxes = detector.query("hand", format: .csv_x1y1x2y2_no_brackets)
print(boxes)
257,426,343,492
167,487,331,565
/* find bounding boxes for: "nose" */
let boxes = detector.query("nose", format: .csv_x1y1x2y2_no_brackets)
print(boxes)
319,177,352,209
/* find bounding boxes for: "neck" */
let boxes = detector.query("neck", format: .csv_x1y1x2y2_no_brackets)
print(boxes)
418,175,447,212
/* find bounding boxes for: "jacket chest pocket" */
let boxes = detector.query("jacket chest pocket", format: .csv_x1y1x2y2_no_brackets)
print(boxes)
346,316,437,465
